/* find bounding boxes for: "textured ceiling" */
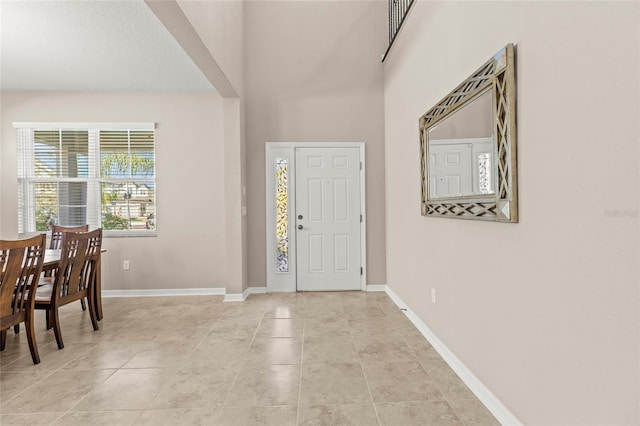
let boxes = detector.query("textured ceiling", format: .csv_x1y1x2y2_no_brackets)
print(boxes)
0,0,214,92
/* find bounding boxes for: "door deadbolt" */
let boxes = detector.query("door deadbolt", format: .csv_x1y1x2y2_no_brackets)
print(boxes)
298,214,303,220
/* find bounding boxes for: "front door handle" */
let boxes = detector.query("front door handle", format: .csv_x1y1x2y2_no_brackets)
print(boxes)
298,225,303,230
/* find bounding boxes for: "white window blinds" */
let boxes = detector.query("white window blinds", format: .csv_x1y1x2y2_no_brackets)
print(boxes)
16,123,156,236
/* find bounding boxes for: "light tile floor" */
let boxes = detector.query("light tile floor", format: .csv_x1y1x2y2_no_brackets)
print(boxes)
0,292,499,425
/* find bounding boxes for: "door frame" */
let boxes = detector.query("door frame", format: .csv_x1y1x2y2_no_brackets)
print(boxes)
265,142,366,293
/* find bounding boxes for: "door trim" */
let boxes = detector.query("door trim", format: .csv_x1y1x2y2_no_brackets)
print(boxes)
265,142,366,292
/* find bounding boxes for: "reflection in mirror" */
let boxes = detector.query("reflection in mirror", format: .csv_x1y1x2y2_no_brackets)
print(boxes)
428,90,493,199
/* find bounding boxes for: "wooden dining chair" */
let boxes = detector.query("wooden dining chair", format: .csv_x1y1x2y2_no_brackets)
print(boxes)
0,234,47,364
34,228,102,350
49,224,89,251
17,224,90,336
45,224,90,311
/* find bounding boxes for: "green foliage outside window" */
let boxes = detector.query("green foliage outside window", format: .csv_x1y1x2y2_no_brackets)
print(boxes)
101,212,130,230
35,205,57,231
100,153,154,178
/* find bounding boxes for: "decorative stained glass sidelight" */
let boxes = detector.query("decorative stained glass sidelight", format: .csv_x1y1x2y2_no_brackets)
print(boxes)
478,153,492,194
275,157,289,272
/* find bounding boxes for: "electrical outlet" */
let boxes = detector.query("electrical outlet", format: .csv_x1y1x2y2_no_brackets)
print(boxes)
431,288,436,304
123,260,130,271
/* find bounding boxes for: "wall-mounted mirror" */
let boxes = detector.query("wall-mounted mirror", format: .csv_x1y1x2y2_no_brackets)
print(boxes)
420,44,518,222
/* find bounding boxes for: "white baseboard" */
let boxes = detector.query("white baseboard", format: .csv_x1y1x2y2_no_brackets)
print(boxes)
223,286,268,302
366,284,387,292
223,288,250,302
103,288,225,298
385,286,522,426
103,287,270,301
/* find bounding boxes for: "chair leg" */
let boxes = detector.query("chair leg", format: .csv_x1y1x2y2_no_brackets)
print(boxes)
87,296,99,331
0,329,6,351
25,317,40,364
14,324,20,333
45,309,52,330
95,264,103,321
80,299,87,311
51,308,64,350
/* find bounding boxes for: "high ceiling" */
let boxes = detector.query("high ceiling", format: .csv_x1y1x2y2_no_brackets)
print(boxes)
0,0,214,92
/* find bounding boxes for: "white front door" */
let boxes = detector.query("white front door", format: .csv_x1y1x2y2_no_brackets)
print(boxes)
295,147,361,291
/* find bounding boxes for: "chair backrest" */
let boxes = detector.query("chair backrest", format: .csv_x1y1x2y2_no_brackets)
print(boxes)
50,225,89,250
0,235,46,322
53,229,102,302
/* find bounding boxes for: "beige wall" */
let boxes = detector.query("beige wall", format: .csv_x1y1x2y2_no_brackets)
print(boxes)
173,0,248,294
0,92,227,292
384,1,639,424
178,0,244,96
244,0,388,286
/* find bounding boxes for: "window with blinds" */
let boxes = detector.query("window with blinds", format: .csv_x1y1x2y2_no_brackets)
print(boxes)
15,123,156,236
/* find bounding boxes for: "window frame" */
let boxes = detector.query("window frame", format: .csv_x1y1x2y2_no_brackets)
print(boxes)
14,122,157,238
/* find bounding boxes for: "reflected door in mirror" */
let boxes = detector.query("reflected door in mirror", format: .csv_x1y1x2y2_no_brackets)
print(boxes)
429,138,493,198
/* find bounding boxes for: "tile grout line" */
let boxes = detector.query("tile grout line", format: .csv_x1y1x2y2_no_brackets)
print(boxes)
151,312,224,410
59,301,217,420
3,319,103,421
215,301,267,425
140,330,211,414
388,303,473,426
58,332,154,419
296,301,307,426
360,298,385,426
11,330,116,425
124,302,227,421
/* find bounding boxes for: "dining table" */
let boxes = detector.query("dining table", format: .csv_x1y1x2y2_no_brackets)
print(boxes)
42,248,105,321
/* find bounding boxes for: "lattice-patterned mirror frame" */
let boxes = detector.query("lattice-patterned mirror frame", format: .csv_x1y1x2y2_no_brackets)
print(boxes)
419,44,518,222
